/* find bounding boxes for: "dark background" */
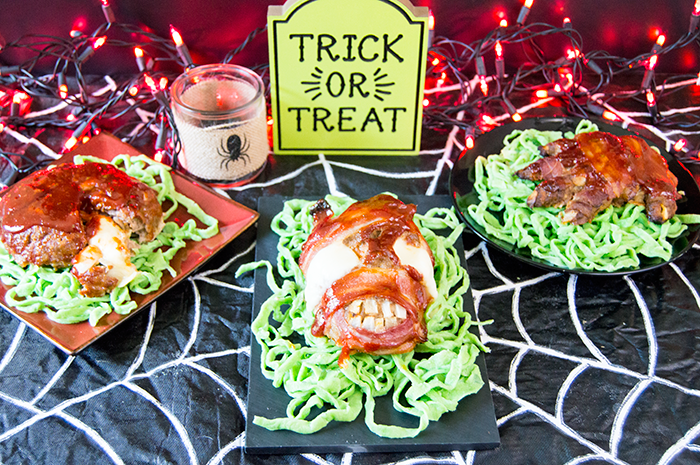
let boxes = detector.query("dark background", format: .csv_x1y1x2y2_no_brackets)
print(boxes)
0,0,697,75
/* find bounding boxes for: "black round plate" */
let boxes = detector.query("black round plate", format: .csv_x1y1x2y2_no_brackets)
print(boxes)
449,117,700,276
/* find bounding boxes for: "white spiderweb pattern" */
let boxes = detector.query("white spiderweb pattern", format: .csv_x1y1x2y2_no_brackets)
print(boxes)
467,240,700,465
0,76,699,464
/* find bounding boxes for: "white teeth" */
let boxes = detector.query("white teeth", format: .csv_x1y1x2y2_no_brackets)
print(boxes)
364,299,379,315
345,298,408,332
347,300,362,315
374,318,385,332
381,300,394,317
348,315,362,328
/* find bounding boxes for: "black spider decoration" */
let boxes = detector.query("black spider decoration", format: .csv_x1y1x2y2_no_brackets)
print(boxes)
217,134,251,170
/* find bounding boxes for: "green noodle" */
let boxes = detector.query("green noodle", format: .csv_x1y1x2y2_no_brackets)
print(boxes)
237,195,487,438
466,120,700,272
0,154,219,326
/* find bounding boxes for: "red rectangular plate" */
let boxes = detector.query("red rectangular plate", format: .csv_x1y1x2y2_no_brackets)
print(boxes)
0,133,259,354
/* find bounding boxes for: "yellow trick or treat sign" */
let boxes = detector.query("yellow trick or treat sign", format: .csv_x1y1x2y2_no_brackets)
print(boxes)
268,0,430,155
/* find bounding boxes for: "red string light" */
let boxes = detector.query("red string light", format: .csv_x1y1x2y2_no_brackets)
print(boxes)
70,17,86,38
134,46,146,72
480,114,498,131
586,101,620,121
495,41,503,60
503,98,521,121
584,57,604,75
475,56,488,95
436,72,447,87
94,36,107,49
144,74,170,106
465,134,475,150
0,65,21,76
566,47,581,61
673,139,688,152
100,0,116,24
691,0,700,32
602,110,619,121
517,0,534,25
170,26,183,47
640,39,661,90
428,11,435,44
647,55,658,71
78,36,107,61
479,78,489,96
58,72,68,99
2,0,698,173
10,91,28,116
495,41,505,80
170,25,194,68
645,89,656,106
651,33,666,54
154,117,168,164
534,84,563,99
63,119,93,152
144,74,158,93
557,68,574,89
641,32,664,89
645,88,658,120
64,136,78,151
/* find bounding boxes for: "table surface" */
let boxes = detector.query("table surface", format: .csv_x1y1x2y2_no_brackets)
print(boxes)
1,81,700,465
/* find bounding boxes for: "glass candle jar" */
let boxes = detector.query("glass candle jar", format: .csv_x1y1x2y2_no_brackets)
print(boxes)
170,64,268,187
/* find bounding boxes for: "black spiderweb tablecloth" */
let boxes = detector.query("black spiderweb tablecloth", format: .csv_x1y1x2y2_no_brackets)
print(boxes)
1,80,700,465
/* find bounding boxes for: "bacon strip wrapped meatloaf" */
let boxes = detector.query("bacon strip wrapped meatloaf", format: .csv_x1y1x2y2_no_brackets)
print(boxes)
0,162,164,297
298,195,437,365
516,131,680,225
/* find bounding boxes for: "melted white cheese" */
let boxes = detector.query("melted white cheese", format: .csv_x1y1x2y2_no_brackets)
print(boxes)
72,216,138,287
393,236,438,299
304,242,361,311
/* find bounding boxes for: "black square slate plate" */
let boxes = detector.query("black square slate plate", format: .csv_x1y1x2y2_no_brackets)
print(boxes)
245,195,500,454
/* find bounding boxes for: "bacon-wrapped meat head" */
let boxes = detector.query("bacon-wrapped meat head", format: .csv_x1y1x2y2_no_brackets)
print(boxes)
298,195,437,365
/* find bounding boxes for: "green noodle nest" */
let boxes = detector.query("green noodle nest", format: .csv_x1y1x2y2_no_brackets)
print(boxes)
467,120,700,272
238,195,487,438
0,155,219,326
